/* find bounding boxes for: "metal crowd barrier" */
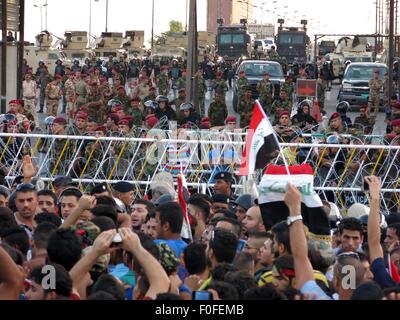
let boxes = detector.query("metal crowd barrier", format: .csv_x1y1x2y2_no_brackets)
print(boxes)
0,132,400,214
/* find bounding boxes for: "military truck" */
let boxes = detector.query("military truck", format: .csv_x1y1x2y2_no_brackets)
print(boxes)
275,19,310,64
24,31,70,75
216,19,251,61
56,31,92,62
92,32,124,60
119,30,146,58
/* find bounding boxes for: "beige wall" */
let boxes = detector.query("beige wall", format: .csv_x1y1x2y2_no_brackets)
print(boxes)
207,0,233,33
232,0,254,24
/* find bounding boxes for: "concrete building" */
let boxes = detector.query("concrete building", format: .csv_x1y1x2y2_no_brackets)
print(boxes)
207,0,254,33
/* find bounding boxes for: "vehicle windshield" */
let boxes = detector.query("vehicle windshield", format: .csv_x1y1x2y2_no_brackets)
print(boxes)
219,33,245,44
277,33,305,44
48,53,60,60
265,40,273,44
321,41,335,47
255,40,263,46
240,62,283,77
344,57,373,63
345,65,386,80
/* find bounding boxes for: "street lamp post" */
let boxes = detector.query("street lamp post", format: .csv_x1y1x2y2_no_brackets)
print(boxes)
34,3,47,31
89,0,99,44
105,0,109,32
151,0,155,50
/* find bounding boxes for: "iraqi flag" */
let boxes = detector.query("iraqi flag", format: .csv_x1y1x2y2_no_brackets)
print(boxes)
177,172,192,241
258,164,331,239
239,100,280,176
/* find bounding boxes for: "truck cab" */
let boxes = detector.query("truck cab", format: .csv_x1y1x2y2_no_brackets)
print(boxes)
216,20,251,61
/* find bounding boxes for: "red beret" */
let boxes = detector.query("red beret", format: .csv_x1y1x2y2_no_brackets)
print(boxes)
112,106,123,112
75,112,88,120
8,119,18,126
55,75,62,80
179,88,186,93
360,104,368,110
121,116,134,122
117,85,125,90
216,71,223,77
131,97,140,103
280,111,290,118
118,119,130,126
392,119,400,127
146,116,158,128
201,117,210,123
53,117,67,125
263,71,270,76
9,99,22,106
90,81,98,86
239,70,245,74
330,112,341,121
225,115,237,123
149,87,156,91
95,126,107,133
200,121,211,129
89,68,95,74
385,133,397,140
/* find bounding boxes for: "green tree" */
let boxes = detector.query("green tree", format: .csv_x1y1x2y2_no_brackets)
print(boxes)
154,20,185,45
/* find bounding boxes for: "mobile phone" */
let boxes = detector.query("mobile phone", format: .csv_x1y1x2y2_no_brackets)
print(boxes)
192,291,213,301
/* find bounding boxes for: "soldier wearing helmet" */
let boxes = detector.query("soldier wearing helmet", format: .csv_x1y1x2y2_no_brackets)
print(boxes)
178,102,200,128
336,101,352,128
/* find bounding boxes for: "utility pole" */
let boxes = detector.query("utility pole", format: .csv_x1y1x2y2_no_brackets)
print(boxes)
45,0,48,30
389,0,394,106
106,0,109,32
151,0,154,50
186,0,198,109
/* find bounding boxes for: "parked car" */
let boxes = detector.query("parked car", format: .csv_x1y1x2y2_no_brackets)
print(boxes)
338,62,388,108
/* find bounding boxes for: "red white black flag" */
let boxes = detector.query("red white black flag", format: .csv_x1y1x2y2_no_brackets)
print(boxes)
239,100,280,176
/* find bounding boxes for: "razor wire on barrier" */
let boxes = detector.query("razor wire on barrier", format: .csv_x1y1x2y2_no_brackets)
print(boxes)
1,130,400,214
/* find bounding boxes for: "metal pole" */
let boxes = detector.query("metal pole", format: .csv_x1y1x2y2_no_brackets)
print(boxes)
106,0,109,32
389,0,395,106
17,0,26,99
1,0,7,113
45,0,48,30
151,0,154,50
186,0,198,106
89,0,92,41
40,7,43,31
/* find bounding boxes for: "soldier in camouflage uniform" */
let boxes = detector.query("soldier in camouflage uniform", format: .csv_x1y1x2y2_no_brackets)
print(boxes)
257,72,275,114
115,85,131,111
86,101,106,125
273,111,296,142
195,70,207,116
143,87,157,105
177,69,187,90
281,74,295,103
157,66,170,96
45,75,63,116
353,105,375,135
268,46,280,62
75,71,89,109
369,69,384,117
208,93,228,127
38,67,52,113
213,71,228,100
237,87,255,128
66,111,87,136
384,72,396,107
173,89,187,122
82,125,108,176
271,89,292,125
87,81,103,104
236,70,249,106
64,72,76,122
137,76,150,101
128,97,144,127
317,73,326,114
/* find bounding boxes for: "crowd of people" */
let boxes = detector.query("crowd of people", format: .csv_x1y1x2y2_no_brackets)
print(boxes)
0,52,396,301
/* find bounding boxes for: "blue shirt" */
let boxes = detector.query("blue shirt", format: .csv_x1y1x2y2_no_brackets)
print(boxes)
155,239,189,280
371,257,396,289
301,280,332,300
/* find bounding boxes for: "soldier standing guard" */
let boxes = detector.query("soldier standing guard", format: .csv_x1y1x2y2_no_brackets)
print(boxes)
22,72,38,126
368,69,384,117
157,66,170,96
75,71,89,109
238,87,255,128
208,93,228,127
213,71,228,101
257,72,275,114
64,72,76,122
236,70,249,107
45,75,62,116
195,70,207,116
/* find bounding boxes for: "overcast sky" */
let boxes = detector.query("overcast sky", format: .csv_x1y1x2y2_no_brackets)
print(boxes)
24,0,377,45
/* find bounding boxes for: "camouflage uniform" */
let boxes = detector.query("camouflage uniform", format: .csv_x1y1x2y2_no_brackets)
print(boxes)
317,78,326,113
39,73,52,112
237,96,255,128
157,73,170,96
112,136,136,179
87,102,106,124
353,116,375,135
39,137,76,175
268,51,280,62
128,108,144,127
75,79,89,108
45,81,62,116
173,96,187,122
257,80,274,114
137,83,150,101
197,77,207,116
281,82,295,103
82,141,106,175
213,78,228,100
236,76,249,101
208,100,228,127
177,76,187,90
368,78,384,116
271,99,292,125
64,78,76,120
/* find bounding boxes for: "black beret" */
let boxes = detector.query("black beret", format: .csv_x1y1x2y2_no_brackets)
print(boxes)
112,181,135,193
53,176,75,188
212,194,230,204
214,172,234,182
90,183,108,195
